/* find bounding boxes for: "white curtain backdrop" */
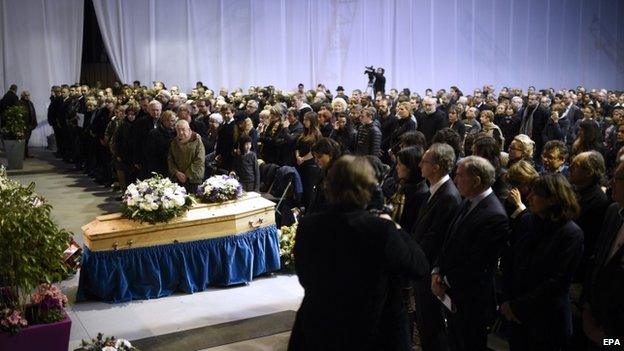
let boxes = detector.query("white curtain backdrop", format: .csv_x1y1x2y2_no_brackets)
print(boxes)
93,0,624,94
0,0,83,147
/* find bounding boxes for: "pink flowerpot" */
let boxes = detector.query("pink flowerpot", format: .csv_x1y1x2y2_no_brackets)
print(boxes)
0,313,71,351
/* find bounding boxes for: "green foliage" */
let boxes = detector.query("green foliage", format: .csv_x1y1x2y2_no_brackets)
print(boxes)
0,172,71,309
1,105,27,139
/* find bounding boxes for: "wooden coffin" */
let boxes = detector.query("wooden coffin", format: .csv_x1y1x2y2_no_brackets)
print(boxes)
82,192,275,252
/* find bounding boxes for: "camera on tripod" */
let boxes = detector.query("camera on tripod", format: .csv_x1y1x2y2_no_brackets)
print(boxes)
363,65,375,75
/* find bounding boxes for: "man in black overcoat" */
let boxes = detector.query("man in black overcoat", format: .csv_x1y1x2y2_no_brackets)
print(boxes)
412,143,461,351
582,161,624,348
431,156,509,351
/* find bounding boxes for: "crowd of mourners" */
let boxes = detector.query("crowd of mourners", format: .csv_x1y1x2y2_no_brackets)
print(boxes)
3,78,623,350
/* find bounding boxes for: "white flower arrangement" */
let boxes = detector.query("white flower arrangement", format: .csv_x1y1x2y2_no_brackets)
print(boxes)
121,174,193,224
79,333,139,350
196,174,243,203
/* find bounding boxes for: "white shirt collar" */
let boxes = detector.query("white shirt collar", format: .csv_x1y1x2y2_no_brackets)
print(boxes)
428,175,450,200
467,187,493,212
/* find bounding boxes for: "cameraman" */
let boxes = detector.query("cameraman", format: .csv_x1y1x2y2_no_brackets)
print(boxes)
365,66,386,97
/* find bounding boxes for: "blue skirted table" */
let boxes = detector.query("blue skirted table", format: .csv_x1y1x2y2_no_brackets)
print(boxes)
76,225,281,303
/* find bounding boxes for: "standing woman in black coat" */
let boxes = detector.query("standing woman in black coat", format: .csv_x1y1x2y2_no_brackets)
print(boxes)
289,155,429,351
388,146,429,232
501,174,583,350
306,138,342,215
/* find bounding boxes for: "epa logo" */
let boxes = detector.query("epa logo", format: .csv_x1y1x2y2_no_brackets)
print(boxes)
603,338,621,346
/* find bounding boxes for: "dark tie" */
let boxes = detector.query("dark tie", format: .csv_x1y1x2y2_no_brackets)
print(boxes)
456,199,472,222
445,199,472,244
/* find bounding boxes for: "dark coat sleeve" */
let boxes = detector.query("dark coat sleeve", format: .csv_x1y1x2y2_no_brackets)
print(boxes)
369,125,382,156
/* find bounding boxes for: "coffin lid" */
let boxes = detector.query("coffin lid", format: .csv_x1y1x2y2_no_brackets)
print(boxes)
82,192,275,239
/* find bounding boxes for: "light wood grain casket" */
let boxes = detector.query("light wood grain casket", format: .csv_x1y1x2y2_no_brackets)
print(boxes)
82,192,275,252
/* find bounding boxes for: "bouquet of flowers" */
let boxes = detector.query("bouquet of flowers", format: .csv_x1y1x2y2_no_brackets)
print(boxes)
196,174,243,204
77,333,140,351
121,174,193,224
0,308,27,334
30,283,68,324
278,222,298,271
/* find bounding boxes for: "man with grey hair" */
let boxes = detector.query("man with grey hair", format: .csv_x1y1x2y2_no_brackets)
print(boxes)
462,106,482,135
431,155,509,350
168,119,205,192
418,97,448,146
511,96,524,111
412,143,461,350
245,99,260,127
561,92,583,124
132,100,163,179
568,151,610,283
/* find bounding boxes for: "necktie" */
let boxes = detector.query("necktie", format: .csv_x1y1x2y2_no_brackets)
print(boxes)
455,199,472,223
445,199,472,245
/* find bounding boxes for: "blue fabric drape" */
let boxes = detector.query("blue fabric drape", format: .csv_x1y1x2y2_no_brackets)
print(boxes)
76,225,281,303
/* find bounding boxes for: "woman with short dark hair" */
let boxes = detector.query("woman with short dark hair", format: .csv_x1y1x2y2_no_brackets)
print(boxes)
501,174,583,350
289,155,429,351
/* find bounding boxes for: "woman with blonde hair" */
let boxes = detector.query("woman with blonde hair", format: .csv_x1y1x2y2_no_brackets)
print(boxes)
505,159,539,223
480,110,505,149
507,134,535,168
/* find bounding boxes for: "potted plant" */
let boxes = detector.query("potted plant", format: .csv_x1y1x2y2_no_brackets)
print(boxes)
1,105,27,169
0,168,73,350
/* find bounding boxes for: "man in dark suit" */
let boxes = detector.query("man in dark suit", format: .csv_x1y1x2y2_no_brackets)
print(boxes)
276,109,304,166
0,84,19,117
293,94,312,122
18,91,38,157
431,156,510,351
47,87,63,157
418,97,448,146
518,93,549,161
215,104,237,171
568,151,611,283
582,161,624,347
562,93,583,126
132,100,161,179
412,143,461,351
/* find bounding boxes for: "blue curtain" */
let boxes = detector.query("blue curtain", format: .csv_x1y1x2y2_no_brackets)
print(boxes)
76,225,281,303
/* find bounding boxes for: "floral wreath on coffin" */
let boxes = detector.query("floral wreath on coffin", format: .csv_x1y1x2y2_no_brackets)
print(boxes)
121,174,194,224
196,174,243,204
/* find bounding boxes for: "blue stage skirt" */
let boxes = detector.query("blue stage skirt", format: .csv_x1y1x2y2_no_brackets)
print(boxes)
76,225,281,303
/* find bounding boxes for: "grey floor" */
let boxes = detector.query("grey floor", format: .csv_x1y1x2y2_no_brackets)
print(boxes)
2,148,303,351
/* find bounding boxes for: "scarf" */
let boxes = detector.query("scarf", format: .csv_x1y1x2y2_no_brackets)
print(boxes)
520,105,537,137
